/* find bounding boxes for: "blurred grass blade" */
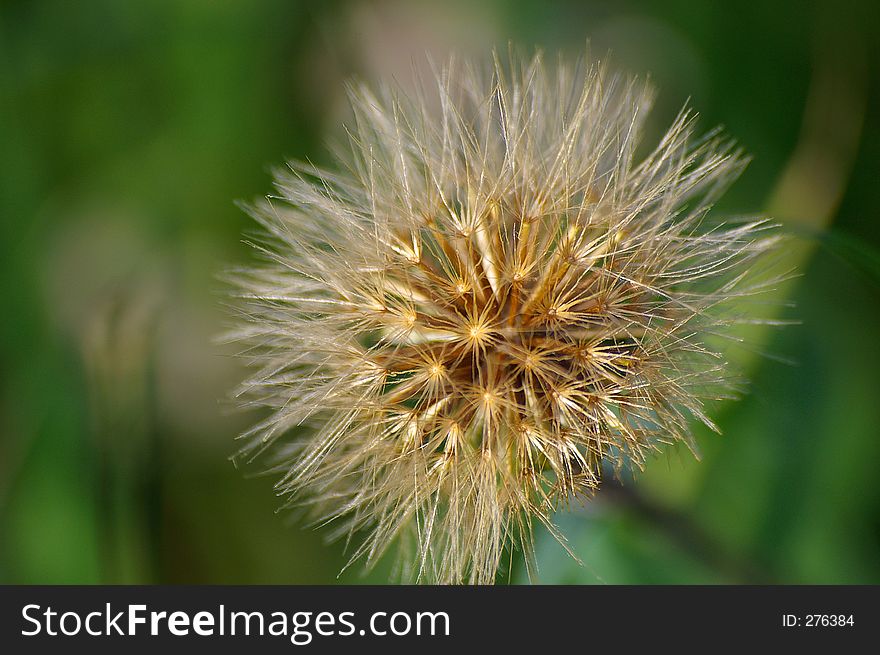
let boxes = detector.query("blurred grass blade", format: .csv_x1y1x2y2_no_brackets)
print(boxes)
786,224,880,285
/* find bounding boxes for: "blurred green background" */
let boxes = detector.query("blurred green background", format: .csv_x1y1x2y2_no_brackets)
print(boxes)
2,0,879,584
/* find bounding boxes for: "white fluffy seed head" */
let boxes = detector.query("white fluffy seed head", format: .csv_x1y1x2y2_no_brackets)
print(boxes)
227,50,781,584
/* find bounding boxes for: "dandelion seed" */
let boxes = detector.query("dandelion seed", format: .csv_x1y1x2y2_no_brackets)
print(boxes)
227,49,781,584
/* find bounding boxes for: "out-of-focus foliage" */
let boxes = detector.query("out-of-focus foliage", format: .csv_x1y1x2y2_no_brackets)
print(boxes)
1,0,878,584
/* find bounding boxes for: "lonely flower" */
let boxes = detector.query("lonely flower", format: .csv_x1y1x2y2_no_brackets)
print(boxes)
227,51,780,584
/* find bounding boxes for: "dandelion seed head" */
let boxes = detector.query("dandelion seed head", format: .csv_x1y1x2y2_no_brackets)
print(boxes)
228,49,781,584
